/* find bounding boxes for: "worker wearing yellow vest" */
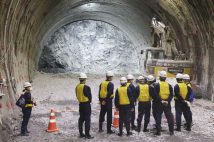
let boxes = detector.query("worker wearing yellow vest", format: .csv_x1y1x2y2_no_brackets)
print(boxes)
155,70,174,136
135,76,154,132
183,74,195,103
174,73,192,132
21,82,36,136
115,77,134,136
98,71,114,134
75,73,93,139
126,74,137,130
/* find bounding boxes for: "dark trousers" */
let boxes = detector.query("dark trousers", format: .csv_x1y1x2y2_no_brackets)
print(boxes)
99,100,112,131
156,103,174,133
152,101,158,127
131,106,136,128
119,105,131,134
78,103,91,136
21,108,32,133
137,102,151,131
175,100,192,129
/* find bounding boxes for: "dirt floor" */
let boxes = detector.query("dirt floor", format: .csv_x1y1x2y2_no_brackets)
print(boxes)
9,73,214,142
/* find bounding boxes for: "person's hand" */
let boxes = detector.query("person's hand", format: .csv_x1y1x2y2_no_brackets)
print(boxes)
116,108,119,111
33,102,37,106
101,101,106,105
161,100,168,105
131,108,134,112
185,100,191,108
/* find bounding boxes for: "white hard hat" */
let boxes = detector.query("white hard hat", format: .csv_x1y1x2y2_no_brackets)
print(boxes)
79,73,87,79
147,75,155,82
176,73,183,79
159,71,167,78
120,77,127,84
106,71,114,77
138,76,144,80
127,74,134,80
183,74,190,80
23,82,32,88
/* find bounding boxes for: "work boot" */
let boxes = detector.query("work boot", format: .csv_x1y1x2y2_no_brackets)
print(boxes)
169,131,174,136
127,131,133,136
143,125,149,132
21,133,29,136
186,126,191,131
107,130,115,134
117,132,123,137
136,126,141,132
131,125,137,130
85,135,94,139
79,133,85,138
175,127,181,132
99,123,103,132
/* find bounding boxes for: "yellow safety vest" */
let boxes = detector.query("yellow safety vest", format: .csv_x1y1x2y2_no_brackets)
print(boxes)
76,84,89,103
159,81,170,100
118,86,130,105
138,84,150,102
25,104,33,107
99,81,114,99
178,83,188,100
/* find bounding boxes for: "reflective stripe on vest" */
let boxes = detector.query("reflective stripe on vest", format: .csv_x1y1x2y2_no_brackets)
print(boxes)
118,86,130,105
76,84,89,103
99,81,114,99
25,104,33,107
178,83,188,100
138,84,150,102
159,81,170,100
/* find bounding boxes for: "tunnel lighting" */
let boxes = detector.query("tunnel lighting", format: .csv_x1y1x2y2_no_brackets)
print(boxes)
80,3,99,10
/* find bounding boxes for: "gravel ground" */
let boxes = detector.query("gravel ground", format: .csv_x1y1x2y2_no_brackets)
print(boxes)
9,73,214,142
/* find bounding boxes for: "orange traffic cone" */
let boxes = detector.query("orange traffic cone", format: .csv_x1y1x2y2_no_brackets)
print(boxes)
46,109,59,132
112,111,119,128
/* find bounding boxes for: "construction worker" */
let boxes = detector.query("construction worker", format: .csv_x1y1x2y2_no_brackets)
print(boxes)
21,82,36,136
115,77,134,136
135,76,152,132
155,70,174,136
174,73,192,132
183,74,195,103
75,73,93,139
98,71,114,134
126,74,137,130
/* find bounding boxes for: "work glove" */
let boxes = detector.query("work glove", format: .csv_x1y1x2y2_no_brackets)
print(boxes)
161,100,168,106
185,100,191,108
101,100,106,105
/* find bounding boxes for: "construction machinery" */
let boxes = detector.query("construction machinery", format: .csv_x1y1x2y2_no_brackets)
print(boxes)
141,47,193,78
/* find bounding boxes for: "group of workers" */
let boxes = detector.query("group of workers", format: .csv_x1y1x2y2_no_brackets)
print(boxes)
75,71,194,139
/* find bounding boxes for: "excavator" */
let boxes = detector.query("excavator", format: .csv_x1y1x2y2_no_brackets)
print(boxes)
141,17,193,78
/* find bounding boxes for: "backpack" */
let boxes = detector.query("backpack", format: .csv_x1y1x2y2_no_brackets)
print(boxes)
16,95,25,108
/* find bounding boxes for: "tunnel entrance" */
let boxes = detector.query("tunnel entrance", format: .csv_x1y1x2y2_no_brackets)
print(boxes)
38,20,140,74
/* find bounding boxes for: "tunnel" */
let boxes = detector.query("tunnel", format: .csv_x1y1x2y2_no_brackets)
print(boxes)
0,0,214,141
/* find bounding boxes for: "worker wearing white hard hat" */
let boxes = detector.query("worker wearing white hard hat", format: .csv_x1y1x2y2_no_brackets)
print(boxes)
174,73,193,132
115,77,134,136
98,71,115,134
155,70,174,136
76,73,94,139
126,74,137,129
20,82,36,136
183,74,191,87
135,74,156,132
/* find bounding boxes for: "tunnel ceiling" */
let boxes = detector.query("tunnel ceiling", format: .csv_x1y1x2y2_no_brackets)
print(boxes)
0,0,214,102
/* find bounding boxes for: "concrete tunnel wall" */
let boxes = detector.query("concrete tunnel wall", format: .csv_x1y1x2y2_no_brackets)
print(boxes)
0,0,214,139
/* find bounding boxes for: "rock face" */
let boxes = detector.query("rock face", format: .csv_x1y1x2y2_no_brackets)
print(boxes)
39,20,140,74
